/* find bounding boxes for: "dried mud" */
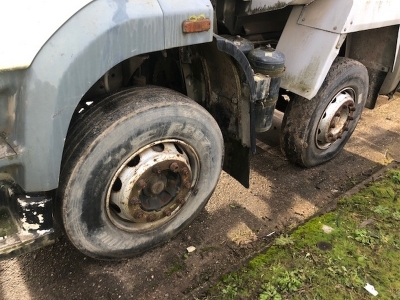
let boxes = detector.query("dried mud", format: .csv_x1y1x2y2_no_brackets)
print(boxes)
0,95,399,300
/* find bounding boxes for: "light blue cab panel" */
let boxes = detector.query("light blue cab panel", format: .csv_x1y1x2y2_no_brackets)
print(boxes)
1,0,214,192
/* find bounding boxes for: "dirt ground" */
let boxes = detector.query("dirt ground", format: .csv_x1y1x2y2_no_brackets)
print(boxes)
0,95,399,300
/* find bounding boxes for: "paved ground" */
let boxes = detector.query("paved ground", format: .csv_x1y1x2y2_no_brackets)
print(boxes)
0,95,399,300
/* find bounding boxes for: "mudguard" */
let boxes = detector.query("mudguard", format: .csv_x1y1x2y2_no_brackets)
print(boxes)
0,0,213,191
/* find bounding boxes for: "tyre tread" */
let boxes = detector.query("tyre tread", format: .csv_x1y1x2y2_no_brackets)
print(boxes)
280,57,369,167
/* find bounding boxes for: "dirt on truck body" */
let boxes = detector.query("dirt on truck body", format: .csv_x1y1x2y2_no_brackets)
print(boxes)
0,0,400,260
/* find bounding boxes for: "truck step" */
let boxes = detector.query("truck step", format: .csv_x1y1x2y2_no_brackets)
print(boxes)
0,180,55,259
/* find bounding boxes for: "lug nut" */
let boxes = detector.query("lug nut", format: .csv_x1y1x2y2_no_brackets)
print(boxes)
133,211,144,219
330,124,336,128
138,179,147,189
176,197,185,205
169,162,180,172
163,209,172,217
337,134,342,139
328,133,334,138
181,168,189,176
343,126,349,131
152,166,162,174
348,116,354,121
129,197,140,206
334,112,341,117
146,214,157,222
349,107,356,111
184,181,191,189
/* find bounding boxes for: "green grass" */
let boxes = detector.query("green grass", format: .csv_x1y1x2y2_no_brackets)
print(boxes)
205,168,400,299
165,261,184,276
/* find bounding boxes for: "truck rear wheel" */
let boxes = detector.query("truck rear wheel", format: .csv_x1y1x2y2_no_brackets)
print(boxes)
280,57,369,167
57,87,223,259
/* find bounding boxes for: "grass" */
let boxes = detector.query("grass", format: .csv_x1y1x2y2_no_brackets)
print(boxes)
165,261,184,276
205,168,400,299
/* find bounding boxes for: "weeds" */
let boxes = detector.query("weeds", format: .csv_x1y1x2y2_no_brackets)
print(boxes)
389,170,400,184
353,229,378,246
207,167,400,299
165,261,183,276
392,211,400,220
274,235,295,247
370,205,390,215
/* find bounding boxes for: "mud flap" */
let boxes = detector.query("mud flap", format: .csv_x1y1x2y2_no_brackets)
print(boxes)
223,137,250,188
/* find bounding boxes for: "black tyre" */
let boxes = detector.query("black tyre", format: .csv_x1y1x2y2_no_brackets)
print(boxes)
280,57,369,167
57,87,223,259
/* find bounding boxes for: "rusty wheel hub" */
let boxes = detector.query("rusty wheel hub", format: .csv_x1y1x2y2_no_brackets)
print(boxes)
106,140,198,232
315,88,356,149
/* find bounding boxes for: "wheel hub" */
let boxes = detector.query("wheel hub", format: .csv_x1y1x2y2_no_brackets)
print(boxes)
315,88,356,149
107,141,197,231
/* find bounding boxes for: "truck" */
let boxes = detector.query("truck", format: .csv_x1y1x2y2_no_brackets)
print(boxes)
1,0,399,260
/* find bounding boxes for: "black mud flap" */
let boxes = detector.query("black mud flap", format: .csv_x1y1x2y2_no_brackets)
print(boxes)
223,137,250,188
185,37,256,188
0,180,54,260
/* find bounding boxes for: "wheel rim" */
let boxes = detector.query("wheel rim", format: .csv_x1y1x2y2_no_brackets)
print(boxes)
315,88,357,150
106,140,199,232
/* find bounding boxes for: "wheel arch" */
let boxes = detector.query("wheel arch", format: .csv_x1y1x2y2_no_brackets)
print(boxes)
15,0,166,191
12,0,215,192
345,25,400,108
277,2,400,102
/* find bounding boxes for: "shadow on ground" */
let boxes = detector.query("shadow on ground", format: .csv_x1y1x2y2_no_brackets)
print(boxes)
0,97,399,300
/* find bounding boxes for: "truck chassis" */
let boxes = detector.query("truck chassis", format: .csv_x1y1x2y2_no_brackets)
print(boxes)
0,0,399,259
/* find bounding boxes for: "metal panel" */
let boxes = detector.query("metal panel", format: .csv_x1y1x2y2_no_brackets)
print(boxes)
299,0,400,34
247,0,314,13
0,70,24,151
0,0,93,71
1,0,165,191
380,27,400,94
346,26,398,72
276,6,341,99
0,138,16,159
158,0,214,49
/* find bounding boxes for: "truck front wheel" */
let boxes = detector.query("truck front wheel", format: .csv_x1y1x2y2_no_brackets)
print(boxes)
57,87,223,259
280,57,369,167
